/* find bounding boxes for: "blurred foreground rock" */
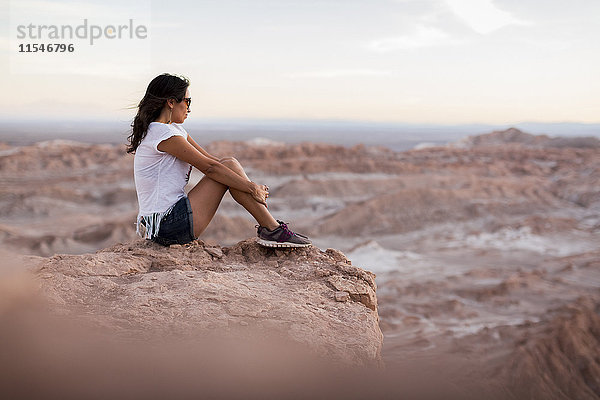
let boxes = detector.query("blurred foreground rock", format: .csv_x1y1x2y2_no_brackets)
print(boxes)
27,238,383,367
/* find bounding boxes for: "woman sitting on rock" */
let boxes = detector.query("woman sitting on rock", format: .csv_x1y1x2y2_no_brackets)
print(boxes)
127,73,311,248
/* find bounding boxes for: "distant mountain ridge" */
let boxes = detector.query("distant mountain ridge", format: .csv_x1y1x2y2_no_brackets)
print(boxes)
456,127,600,149
0,119,598,149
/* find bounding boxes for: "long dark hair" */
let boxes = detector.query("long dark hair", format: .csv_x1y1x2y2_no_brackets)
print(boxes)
126,73,190,153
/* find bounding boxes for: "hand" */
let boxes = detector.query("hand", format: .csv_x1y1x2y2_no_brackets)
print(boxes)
250,182,269,207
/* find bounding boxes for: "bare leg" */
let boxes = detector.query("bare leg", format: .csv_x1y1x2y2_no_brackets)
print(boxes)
186,175,228,237
219,157,279,230
186,157,278,237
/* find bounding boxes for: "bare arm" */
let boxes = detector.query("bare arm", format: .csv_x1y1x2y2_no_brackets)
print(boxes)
157,135,266,204
187,135,220,162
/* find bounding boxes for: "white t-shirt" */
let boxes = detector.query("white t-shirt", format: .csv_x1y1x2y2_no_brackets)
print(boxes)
134,122,192,239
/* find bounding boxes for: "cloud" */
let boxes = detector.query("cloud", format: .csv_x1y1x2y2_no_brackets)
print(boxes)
445,0,528,34
366,25,461,52
284,69,393,79
363,0,532,53
493,0,600,23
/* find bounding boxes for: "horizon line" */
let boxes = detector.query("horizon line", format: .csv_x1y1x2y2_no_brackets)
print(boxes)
0,116,599,127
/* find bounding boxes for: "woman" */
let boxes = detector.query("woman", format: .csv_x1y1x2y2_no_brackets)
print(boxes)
127,73,311,248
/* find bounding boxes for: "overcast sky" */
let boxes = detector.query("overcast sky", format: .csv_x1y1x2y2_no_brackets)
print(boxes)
0,0,598,124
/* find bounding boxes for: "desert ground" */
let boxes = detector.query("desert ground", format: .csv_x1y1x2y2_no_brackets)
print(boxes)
1,127,599,398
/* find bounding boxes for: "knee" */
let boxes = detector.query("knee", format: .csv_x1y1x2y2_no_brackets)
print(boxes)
220,157,243,172
219,156,238,164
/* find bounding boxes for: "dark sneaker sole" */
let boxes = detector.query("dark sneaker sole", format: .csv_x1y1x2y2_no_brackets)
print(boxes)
257,238,311,248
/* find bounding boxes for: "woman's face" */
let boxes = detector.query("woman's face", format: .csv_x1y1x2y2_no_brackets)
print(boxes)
170,88,191,123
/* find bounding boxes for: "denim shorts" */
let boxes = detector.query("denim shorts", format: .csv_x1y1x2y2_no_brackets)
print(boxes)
152,196,195,246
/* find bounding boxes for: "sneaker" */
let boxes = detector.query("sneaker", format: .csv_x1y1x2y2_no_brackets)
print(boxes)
256,220,312,248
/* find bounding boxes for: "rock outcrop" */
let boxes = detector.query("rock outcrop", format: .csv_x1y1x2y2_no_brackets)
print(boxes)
503,297,600,400
29,238,383,367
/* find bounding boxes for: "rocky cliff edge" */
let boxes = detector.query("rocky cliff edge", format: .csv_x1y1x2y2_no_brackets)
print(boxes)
28,238,383,367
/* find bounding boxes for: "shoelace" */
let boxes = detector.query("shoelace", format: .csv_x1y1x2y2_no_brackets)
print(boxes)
278,221,294,242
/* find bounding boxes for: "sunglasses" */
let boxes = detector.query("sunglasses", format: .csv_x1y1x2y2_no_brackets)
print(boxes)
183,97,191,109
